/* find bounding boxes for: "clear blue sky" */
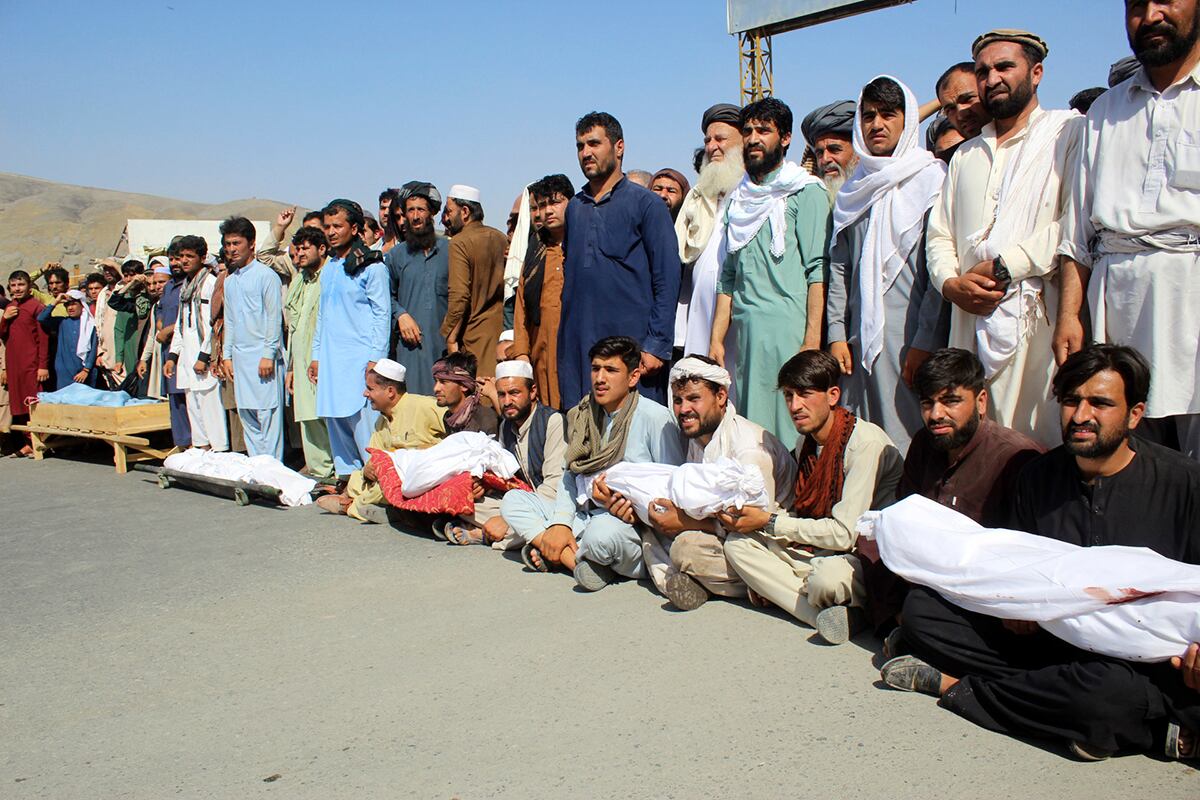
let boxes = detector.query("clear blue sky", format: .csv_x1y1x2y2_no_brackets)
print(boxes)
1,0,1128,218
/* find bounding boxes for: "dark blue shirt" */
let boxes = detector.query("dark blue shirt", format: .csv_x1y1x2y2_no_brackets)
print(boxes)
158,277,184,395
557,176,680,407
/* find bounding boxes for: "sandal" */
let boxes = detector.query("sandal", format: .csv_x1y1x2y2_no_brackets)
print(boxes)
446,523,485,546
1166,722,1197,761
521,543,550,573
430,517,450,541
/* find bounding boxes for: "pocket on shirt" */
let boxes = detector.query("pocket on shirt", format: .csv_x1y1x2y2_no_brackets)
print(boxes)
1170,131,1200,190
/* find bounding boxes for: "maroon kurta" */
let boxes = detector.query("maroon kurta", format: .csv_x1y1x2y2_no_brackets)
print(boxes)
0,297,48,415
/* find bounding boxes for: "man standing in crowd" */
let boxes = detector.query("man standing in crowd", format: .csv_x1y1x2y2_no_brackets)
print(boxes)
722,351,903,645
285,225,333,482
317,359,445,523
165,236,225,451
1057,0,1200,460
644,355,796,611
107,260,153,378
935,62,992,139
883,346,1200,762
432,352,498,436
219,216,284,459
502,336,684,588
157,240,192,446
558,112,681,407
311,199,391,478
801,100,858,195
827,76,947,454
511,174,572,410
1,271,48,453
926,114,965,163
711,98,831,446
385,182,447,396
926,29,1083,447
37,290,94,389
650,168,690,222
676,104,746,374
440,185,507,377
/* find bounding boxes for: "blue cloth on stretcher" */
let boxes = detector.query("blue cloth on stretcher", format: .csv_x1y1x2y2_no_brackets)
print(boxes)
36,384,159,408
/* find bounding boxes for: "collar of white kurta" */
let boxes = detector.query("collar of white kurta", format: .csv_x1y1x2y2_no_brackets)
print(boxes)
832,76,946,372
969,106,1081,377
723,161,822,257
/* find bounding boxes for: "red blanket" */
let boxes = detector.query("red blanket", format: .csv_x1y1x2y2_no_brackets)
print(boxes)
367,448,531,516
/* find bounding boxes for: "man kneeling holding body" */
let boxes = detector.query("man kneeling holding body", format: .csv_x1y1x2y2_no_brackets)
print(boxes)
722,350,903,644
643,355,796,610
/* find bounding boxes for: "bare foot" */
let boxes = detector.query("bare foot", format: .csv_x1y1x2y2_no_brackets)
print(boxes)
748,589,773,608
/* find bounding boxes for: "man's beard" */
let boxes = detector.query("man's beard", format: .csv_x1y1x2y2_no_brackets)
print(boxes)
1062,420,1129,459
695,148,745,200
928,410,980,453
405,223,436,252
1131,13,1200,67
679,411,722,440
745,142,785,182
822,158,858,195
983,73,1036,119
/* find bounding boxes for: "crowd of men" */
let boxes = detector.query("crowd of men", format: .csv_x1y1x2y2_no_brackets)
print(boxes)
2,4,1199,764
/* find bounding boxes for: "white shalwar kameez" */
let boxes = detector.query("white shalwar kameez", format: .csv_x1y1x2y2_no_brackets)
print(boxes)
1058,64,1200,459
926,104,1083,448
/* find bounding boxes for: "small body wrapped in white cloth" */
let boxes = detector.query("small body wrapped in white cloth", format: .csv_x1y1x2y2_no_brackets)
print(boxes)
164,449,316,507
857,495,1200,662
384,431,519,498
576,458,770,525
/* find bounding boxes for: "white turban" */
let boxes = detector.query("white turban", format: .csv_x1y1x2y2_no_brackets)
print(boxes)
495,360,534,381
66,289,86,302
371,358,407,383
669,356,731,388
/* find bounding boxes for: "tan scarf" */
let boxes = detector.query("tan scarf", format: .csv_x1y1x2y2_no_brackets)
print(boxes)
793,407,857,519
565,390,640,475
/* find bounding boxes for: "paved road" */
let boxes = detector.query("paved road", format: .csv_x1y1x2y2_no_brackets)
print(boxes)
1,458,1195,799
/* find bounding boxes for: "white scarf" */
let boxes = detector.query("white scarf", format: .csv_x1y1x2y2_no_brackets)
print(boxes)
968,108,1079,376
832,76,945,372
724,160,822,257
502,185,532,302
77,300,97,362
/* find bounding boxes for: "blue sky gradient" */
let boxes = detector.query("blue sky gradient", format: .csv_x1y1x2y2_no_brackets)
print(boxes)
1,0,1128,217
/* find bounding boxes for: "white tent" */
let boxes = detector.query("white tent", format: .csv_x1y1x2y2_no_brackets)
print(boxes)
119,219,273,260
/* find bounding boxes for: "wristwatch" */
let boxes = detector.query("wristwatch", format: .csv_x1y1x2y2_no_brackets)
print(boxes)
766,513,779,534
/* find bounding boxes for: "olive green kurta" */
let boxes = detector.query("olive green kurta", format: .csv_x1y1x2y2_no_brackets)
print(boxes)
285,269,322,422
718,183,831,445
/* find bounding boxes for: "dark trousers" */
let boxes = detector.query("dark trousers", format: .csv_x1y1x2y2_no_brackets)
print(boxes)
168,391,191,448
900,586,1200,754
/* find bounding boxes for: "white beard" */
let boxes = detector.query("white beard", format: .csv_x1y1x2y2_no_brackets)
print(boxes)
695,149,746,201
822,156,859,196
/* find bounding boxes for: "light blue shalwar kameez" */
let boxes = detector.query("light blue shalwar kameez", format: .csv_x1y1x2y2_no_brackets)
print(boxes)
221,260,285,460
500,395,685,578
312,256,391,476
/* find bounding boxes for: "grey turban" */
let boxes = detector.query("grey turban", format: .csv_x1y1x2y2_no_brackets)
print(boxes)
801,100,856,145
1108,56,1141,88
701,103,741,133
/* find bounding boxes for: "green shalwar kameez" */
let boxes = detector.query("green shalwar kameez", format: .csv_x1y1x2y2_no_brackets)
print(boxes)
718,182,831,446
285,269,334,481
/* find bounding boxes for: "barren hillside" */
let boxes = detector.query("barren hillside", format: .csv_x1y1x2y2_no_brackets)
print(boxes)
0,172,298,275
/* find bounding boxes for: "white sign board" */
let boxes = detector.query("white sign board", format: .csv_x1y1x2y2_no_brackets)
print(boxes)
728,0,915,35
123,219,273,261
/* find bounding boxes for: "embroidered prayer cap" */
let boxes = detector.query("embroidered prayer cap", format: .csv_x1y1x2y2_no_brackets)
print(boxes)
372,358,407,383
149,255,170,270
448,184,482,204
701,103,741,133
495,360,534,381
971,29,1049,60
669,356,731,389
800,100,856,145
499,329,514,342
152,265,172,276
652,168,691,197
1108,55,1141,88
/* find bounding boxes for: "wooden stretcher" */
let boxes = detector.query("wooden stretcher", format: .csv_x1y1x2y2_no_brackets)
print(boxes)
132,463,283,506
13,400,177,474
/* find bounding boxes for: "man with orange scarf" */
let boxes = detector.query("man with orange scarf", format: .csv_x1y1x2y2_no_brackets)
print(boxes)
721,350,903,645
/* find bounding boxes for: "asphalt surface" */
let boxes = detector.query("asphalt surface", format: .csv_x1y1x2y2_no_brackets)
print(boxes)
1,457,1196,799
